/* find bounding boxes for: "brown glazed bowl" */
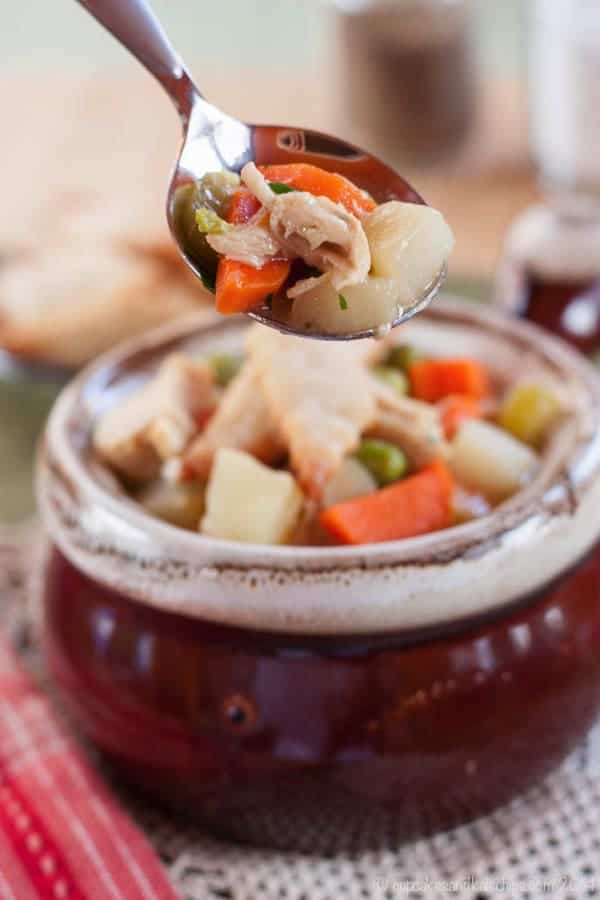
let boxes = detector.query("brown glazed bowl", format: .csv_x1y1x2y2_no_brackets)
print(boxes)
37,297,600,852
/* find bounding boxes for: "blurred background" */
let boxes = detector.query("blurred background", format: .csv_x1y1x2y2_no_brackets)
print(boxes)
2,1,523,73
2,0,599,523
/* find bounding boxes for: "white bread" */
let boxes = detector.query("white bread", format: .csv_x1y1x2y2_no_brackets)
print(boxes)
0,242,215,367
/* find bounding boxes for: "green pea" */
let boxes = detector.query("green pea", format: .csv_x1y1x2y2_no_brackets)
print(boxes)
354,439,408,486
373,366,408,396
386,344,423,373
207,353,244,387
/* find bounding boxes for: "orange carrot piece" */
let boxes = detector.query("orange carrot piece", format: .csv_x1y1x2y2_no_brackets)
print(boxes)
409,359,490,404
215,258,290,315
215,188,291,315
320,460,454,545
440,394,482,439
260,163,377,217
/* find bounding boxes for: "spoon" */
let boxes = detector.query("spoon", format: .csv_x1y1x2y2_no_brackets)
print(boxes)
76,0,446,341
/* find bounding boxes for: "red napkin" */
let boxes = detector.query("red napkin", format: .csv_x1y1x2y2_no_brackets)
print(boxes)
0,635,180,900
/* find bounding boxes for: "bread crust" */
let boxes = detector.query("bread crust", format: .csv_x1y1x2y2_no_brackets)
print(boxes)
0,243,215,367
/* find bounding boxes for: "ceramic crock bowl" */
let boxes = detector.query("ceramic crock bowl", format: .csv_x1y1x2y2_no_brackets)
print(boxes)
37,297,600,852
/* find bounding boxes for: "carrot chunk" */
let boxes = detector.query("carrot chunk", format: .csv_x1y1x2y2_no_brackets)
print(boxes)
440,394,482,439
409,359,489,403
215,188,291,315
320,460,454,545
260,163,376,217
215,258,290,315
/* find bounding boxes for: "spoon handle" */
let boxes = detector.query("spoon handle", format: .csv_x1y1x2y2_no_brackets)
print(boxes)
76,0,199,122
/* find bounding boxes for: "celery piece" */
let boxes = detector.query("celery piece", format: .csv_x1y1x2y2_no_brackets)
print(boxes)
195,207,231,236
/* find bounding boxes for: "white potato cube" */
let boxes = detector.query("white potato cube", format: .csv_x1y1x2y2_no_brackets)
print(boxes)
322,457,377,507
138,481,206,531
201,448,303,544
363,201,454,305
450,419,538,501
289,276,400,336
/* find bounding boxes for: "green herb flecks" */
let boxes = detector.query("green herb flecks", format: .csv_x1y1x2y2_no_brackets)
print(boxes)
339,294,349,310
269,181,297,195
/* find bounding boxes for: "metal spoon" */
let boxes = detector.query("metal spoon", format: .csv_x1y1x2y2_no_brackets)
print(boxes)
76,0,446,341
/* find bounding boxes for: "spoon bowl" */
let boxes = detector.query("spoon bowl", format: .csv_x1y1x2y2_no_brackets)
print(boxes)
77,0,446,340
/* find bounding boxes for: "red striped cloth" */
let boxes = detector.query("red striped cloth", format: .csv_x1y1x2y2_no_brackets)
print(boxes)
0,636,180,900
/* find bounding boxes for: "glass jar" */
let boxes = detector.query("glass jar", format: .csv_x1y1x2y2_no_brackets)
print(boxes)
334,0,476,166
38,299,600,851
496,0,600,358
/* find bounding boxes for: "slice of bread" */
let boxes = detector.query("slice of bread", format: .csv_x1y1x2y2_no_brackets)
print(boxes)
0,242,216,368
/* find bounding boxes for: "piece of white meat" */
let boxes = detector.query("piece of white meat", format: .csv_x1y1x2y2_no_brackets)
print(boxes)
246,325,376,499
183,360,285,480
206,208,281,269
367,376,449,467
93,354,219,482
241,162,371,293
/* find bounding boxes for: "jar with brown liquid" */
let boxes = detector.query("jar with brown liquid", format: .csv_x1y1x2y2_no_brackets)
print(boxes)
335,0,476,166
496,0,600,359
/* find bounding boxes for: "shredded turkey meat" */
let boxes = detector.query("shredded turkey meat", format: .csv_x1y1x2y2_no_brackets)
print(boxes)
240,162,371,294
367,377,448,467
93,355,219,482
94,312,451,512
183,361,285,479
206,209,282,269
246,325,376,499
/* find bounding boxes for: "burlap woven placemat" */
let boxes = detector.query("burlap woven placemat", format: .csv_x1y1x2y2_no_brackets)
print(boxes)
1,529,599,900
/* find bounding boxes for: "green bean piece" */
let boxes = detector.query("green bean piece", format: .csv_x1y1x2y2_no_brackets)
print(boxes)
372,366,408,396
207,353,244,387
387,344,423,373
354,439,408,486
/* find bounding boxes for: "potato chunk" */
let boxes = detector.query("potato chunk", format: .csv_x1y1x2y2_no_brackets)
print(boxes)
201,449,303,544
322,457,377,507
363,201,454,305
138,481,206,531
289,275,401,336
498,382,562,447
450,419,538,501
